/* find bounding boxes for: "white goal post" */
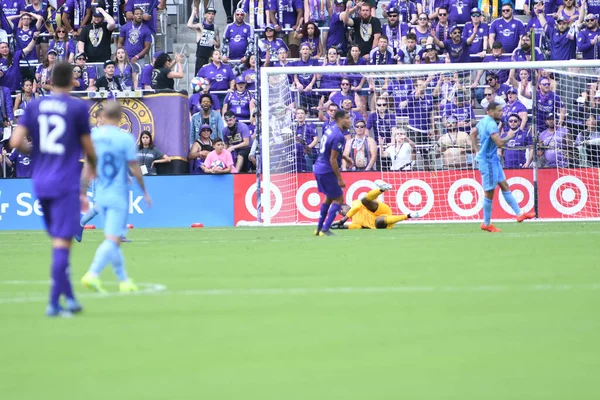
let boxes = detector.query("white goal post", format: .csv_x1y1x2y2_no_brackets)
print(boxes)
258,59,600,225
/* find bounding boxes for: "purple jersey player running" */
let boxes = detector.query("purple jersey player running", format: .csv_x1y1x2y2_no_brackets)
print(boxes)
10,62,97,317
313,110,354,236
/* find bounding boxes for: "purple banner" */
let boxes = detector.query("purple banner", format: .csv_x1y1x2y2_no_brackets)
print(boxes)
87,93,190,161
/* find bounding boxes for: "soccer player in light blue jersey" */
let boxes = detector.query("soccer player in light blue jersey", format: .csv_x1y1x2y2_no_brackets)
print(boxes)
80,102,151,293
471,102,535,233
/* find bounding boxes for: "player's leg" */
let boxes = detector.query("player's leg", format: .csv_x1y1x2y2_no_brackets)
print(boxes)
361,180,393,212
75,204,99,242
109,209,138,292
81,207,116,293
498,180,536,222
479,160,501,232
316,172,345,235
315,172,334,234
321,194,344,235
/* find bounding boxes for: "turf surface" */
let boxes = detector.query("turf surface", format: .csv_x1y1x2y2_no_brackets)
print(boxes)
1,222,599,399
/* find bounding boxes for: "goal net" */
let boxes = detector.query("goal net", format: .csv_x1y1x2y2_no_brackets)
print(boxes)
259,60,600,225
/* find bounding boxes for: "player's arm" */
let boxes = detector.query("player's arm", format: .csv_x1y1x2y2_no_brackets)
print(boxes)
470,126,479,154
129,161,152,206
366,138,377,170
330,147,346,189
80,133,97,175
337,201,362,226
491,130,514,147
341,140,351,170
9,125,30,154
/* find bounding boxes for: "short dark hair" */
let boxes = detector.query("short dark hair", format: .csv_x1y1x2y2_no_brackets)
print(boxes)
224,110,236,119
328,103,339,110
406,32,417,41
200,93,213,104
334,110,348,121
379,35,388,42
52,62,74,88
213,138,224,145
487,101,502,112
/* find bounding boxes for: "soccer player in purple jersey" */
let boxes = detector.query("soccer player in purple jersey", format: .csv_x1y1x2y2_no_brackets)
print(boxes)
10,62,97,317
313,110,353,236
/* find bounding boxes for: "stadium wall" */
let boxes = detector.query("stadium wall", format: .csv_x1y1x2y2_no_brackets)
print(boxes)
0,169,597,230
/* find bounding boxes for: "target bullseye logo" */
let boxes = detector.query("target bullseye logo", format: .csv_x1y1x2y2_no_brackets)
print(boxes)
245,182,283,218
499,177,534,215
447,178,484,217
550,176,588,215
345,180,378,204
396,179,434,216
297,180,322,219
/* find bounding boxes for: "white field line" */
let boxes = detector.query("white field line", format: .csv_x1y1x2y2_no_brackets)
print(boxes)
3,282,600,306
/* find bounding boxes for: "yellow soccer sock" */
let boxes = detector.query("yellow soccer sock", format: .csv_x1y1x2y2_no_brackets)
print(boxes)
384,215,408,225
365,188,383,201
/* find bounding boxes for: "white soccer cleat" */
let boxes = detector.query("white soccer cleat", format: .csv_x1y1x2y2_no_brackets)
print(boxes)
374,180,393,192
409,211,420,219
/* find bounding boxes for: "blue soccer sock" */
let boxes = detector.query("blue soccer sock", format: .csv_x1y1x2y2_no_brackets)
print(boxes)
322,203,341,232
111,246,129,282
49,248,69,308
483,197,493,226
317,203,331,232
80,206,99,227
502,191,522,215
89,240,118,276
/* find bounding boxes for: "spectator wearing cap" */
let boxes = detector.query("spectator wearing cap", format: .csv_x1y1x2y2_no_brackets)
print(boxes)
536,76,565,130
118,7,153,69
446,0,477,26
525,0,550,50
222,9,254,63
576,114,600,167
539,13,576,60
62,0,92,36
268,0,304,59
74,52,97,90
241,0,274,29
327,0,350,57
343,2,382,58
472,42,510,97
436,115,472,170
502,87,528,132
382,7,411,56
152,52,184,90
5,12,44,62
538,113,569,167
49,25,76,62
577,13,600,60
429,6,450,45
429,25,477,63
489,3,526,53
34,50,57,93
197,49,235,104
293,22,322,58
462,7,489,61
95,60,124,91
125,0,160,34
223,76,256,122
77,7,116,63
0,37,37,92
222,110,251,172
500,113,533,169
383,1,417,24
258,24,289,59
190,93,225,145
0,0,26,34
342,119,377,171
96,0,127,27
419,43,443,64
187,4,220,75
188,124,215,174
512,33,545,61
0,83,13,128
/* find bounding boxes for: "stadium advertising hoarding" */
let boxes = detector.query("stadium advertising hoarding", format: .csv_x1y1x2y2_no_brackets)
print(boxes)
234,169,599,223
0,176,234,230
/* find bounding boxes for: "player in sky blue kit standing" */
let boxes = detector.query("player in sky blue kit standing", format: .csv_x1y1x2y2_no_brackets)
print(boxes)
10,62,97,317
471,102,535,233
80,102,151,293
313,110,354,236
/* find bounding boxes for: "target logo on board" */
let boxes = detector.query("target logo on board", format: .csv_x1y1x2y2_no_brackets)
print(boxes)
244,182,283,218
499,177,534,215
549,176,588,215
345,180,379,204
296,180,322,219
396,179,435,216
447,178,484,217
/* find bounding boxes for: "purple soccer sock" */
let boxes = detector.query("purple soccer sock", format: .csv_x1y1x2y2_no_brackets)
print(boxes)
322,203,341,232
49,248,69,308
317,203,331,232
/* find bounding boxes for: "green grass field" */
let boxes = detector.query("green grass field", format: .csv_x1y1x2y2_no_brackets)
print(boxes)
1,222,599,399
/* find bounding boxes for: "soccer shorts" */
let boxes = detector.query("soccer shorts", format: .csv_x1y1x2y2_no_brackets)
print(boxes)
101,207,128,238
39,192,81,239
315,171,343,199
478,158,506,191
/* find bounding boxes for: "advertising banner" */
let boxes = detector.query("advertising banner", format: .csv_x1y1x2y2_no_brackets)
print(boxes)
234,169,600,223
0,175,233,230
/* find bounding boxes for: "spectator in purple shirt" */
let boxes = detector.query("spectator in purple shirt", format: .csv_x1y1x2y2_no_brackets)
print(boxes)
525,0,549,50
0,0,26,33
118,7,153,68
62,0,92,35
0,85,14,127
6,12,44,61
577,13,600,60
295,107,319,171
462,7,488,62
412,12,431,46
538,113,569,167
0,37,36,92
382,7,410,56
258,24,289,60
125,0,159,33
383,0,417,24
222,110,251,172
222,76,256,121
49,26,76,62
446,0,476,26
502,87,529,132
2,137,33,177
500,113,533,168
74,52,96,90
294,43,319,112
512,33,545,61
293,22,322,58
541,14,577,60
536,76,566,130
267,0,304,58
327,0,349,56
472,41,511,99
197,49,235,103
222,9,254,62
430,25,477,63
489,3,526,53
367,97,397,145
429,6,451,47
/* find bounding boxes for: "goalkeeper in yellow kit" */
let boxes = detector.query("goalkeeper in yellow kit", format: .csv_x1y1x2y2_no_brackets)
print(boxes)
331,180,419,230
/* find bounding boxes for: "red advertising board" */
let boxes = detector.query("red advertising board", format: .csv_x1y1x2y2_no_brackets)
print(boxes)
234,169,599,224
